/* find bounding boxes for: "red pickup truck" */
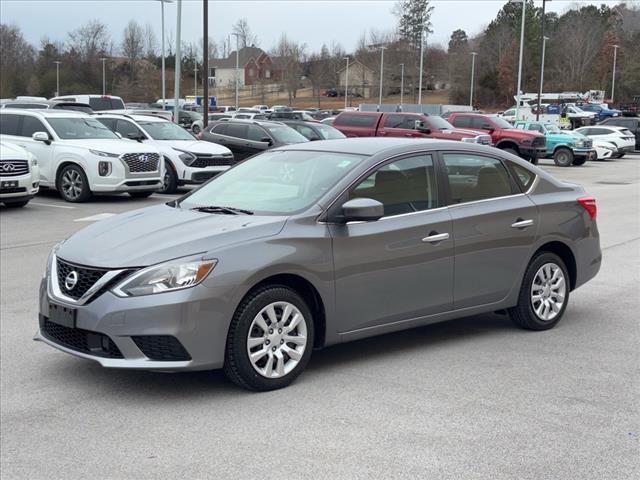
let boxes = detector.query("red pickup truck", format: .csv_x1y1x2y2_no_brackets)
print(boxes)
447,112,546,162
332,111,493,146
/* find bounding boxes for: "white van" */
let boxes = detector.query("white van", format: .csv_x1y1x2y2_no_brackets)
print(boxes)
50,95,125,111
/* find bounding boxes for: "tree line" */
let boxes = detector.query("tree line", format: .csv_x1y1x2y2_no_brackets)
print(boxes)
0,1,638,107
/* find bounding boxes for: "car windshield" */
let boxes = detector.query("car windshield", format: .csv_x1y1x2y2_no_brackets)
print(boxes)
315,124,346,140
264,125,308,144
47,117,119,139
546,124,561,133
427,115,455,130
139,121,195,140
180,150,366,214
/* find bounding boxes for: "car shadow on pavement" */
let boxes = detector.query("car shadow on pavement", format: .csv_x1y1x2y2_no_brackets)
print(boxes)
34,188,189,203
48,312,514,397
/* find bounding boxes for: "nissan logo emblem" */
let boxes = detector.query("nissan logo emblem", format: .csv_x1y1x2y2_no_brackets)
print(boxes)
64,271,79,291
1,163,16,172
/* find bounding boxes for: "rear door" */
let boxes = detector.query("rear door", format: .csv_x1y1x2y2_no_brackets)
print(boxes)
330,153,454,333
440,151,538,309
377,114,421,138
333,113,379,137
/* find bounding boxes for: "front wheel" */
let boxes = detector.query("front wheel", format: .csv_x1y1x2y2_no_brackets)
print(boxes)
224,286,314,391
58,164,92,202
501,147,519,157
509,252,570,331
572,157,587,166
192,124,201,135
160,162,178,194
553,147,574,167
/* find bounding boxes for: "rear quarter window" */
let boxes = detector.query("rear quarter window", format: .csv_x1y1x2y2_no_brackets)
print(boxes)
452,116,471,128
0,113,21,135
508,162,536,191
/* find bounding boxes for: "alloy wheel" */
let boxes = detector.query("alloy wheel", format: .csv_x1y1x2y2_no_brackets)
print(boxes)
61,169,83,200
246,301,308,378
530,263,566,321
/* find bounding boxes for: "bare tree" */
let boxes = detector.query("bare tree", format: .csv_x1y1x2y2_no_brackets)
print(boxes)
67,20,110,61
143,23,158,59
274,34,306,104
121,20,145,81
232,18,258,49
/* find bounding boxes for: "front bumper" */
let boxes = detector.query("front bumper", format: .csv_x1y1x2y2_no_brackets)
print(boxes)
519,145,547,158
35,278,237,371
618,145,635,154
0,173,39,200
92,179,163,192
181,165,229,184
573,148,597,160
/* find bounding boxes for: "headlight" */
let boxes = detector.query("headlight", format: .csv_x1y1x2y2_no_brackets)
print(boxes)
173,148,196,166
90,149,120,158
112,255,217,297
44,241,64,279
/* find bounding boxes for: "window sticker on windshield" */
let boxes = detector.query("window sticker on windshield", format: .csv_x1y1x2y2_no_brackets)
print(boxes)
337,160,352,168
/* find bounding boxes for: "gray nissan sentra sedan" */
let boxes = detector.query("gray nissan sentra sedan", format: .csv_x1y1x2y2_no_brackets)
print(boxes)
36,138,601,391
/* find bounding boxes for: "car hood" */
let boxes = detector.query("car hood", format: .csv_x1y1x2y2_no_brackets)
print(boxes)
57,204,287,268
153,139,232,155
63,139,161,155
0,141,31,160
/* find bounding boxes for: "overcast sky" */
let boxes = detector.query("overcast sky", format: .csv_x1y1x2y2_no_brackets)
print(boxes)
1,0,627,54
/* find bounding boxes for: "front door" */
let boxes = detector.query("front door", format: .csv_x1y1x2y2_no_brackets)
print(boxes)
440,151,539,309
330,153,454,333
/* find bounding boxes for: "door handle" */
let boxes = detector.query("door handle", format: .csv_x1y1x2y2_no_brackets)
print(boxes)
511,219,534,229
422,232,450,244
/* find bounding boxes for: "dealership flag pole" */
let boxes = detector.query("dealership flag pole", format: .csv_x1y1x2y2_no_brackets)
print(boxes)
173,0,182,122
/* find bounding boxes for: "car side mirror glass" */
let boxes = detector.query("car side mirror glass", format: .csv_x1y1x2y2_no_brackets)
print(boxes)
341,198,384,223
260,137,273,146
32,131,51,144
414,120,430,133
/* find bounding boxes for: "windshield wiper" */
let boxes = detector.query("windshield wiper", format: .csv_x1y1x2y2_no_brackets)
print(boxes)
190,205,254,215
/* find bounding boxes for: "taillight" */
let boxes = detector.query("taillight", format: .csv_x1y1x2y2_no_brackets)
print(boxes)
578,196,597,220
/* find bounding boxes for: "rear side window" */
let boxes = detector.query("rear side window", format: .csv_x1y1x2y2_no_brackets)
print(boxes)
470,116,493,129
452,116,471,128
20,116,48,137
0,114,21,135
443,153,514,204
225,123,248,139
589,128,611,135
335,114,377,127
246,125,267,141
95,118,116,130
89,97,124,111
383,114,406,128
211,123,228,135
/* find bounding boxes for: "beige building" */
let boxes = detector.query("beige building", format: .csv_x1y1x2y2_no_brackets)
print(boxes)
337,60,374,99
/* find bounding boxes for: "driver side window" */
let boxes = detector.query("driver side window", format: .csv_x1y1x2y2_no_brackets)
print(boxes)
116,120,143,139
350,155,438,217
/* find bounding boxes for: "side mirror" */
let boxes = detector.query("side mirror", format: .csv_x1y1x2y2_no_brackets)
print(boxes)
126,132,143,142
260,137,273,146
341,198,384,223
414,120,430,133
481,124,495,132
32,131,51,145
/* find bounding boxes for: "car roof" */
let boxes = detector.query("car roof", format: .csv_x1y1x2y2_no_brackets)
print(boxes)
0,108,89,117
274,137,482,156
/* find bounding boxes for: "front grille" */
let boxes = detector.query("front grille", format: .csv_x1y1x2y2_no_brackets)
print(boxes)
132,336,191,361
124,180,160,187
477,135,492,145
190,154,234,168
532,136,546,147
582,139,593,148
56,258,108,300
0,159,29,177
42,318,123,358
0,187,27,194
121,152,160,172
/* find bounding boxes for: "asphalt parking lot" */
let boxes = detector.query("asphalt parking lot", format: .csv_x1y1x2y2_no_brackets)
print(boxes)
1,154,639,479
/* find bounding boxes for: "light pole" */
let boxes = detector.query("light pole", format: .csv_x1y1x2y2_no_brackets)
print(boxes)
378,46,386,110
203,0,209,126
400,63,405,107
611,44,619,104
53,61,61,96
418,31,425,104
173,0,182,123
157,0,174,110
194,64,198,98
232,33,240,109
343,56,350,109
536,0,550,120
100,57,107,95
511,0,526,122
470,52,477,108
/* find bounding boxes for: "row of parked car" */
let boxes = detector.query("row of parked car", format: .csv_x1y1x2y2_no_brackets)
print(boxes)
1,94,636,208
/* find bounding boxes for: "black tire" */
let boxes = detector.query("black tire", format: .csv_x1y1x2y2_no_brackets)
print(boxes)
572,157,587,166
501,147,519,157
553,147,574,167
192,124,201,135
3,200,29,208
509,252,570,331
224,285,315,391
529,155,539,165
160,161,178,194
57,164,92,202
615,153,625,159
128,191,153,198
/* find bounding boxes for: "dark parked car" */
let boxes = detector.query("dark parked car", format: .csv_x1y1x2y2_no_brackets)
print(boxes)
201,119,308,160
36,138,601,391
176,110,203,129
280,120,346,141
599,116,640,149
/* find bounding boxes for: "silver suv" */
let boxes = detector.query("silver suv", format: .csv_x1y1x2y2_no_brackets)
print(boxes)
36,138,601,390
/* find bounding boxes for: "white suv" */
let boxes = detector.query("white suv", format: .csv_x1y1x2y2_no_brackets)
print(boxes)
0,142,39,207
49,94,125,111
0,109,163,202
94,113,234,193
